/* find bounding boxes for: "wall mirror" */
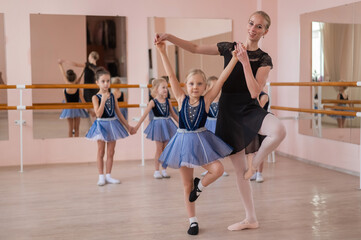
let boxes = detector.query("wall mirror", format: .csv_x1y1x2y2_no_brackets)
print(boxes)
0,13,9,141
147,17,232,87
30,14,127,139
299,2,361,144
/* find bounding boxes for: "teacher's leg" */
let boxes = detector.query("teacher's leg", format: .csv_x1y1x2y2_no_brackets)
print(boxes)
245,114,286,179
228,150,259,231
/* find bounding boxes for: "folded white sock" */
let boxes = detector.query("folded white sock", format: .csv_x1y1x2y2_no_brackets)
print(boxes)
189,216,198,224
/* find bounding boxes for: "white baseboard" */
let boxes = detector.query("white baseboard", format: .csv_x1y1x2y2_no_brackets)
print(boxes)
276,151,360,177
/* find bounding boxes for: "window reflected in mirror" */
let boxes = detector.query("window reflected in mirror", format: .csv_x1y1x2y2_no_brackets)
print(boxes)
30,14,127,139
312,21,360,130
0,13,9,141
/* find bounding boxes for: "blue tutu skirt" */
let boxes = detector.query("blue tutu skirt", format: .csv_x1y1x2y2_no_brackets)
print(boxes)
120,108,128,120
144,117,177,142
159,127,233,169
205,117,217,134
329,105,355,119
59,108,89,119
86,117,129,142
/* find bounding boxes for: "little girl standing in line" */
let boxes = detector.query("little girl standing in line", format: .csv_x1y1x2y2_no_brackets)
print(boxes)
86,68,134,186
58,59,89,137
155,41,239,235
132,78,179,179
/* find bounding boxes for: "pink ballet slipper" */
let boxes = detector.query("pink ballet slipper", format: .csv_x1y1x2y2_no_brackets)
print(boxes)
227,219,259,231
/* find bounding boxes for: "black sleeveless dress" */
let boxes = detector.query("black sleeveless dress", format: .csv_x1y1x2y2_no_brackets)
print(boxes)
215,42,273,153
83,62,98,102
245,91,270,154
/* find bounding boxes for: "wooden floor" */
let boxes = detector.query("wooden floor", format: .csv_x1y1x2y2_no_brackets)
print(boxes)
0,155,361,240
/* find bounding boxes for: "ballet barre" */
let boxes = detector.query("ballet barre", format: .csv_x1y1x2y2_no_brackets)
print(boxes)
0,83,183,171
0,83,185,89
1,82,360,189
266,81,361,189
269,81,361,86
322,99,361,104
270,106,359,117
323,105,361,112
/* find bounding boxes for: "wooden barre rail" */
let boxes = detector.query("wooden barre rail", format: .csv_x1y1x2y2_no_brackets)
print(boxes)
322,99,361,104
1,82,357,88
0,85,16,89
323,105,361,112
270,82,359,86
0,105,16,110
0,83,186,89
0,102,179,110
271,106,357,117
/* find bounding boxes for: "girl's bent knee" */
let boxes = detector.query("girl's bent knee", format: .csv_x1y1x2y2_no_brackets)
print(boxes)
209,162,224,177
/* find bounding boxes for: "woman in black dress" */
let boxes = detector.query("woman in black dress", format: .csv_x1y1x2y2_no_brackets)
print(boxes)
155,11,286,231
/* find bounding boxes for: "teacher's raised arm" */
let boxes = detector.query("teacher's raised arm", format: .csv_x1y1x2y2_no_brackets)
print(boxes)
154,33,219,55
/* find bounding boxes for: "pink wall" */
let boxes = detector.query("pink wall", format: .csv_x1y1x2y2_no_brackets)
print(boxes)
0,0,259,167
0,13,7,104
2,0,357,175
276,0,360,173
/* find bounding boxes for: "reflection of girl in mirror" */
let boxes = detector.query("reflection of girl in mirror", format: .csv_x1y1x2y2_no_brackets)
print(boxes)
86,68,135,186
0,72,5,84
62,51,100,121
155,41,237,235
111,77,128,120
332,85,354,128
132,78,179,179
57,59,89,137
155,11,286,231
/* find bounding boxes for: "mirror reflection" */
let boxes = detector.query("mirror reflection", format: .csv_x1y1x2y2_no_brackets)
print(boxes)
312,21,360,129
0,13,8,141
299,2,361,144
30,14,127,139
148,17,232,83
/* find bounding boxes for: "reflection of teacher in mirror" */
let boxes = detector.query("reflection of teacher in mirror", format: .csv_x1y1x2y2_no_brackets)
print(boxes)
63,51,100,120
155,11,286,231
332,85,353,128
57,59,89,137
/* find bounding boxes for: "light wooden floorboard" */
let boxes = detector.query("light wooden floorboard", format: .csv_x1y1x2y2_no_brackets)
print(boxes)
0,155,361,240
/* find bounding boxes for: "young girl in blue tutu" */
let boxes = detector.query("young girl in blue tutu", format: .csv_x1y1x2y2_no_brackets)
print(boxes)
155,41,239,235
86,68,134,186
132,78,179,179
58,59,89,137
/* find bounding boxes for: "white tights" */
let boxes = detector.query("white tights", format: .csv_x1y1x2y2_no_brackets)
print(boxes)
252,114,286,169
229,113,286,223
229,150,257,223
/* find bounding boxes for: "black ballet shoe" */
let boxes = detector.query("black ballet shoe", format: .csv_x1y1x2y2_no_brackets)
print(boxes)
189,177,202,202
187,222,199,235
